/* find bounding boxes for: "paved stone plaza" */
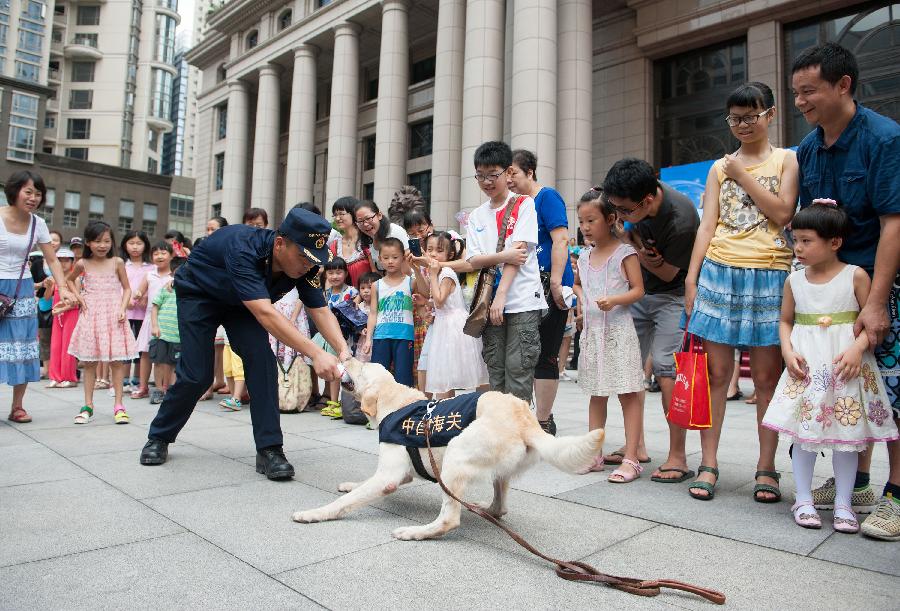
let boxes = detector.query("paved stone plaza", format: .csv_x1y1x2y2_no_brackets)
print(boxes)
1,379,895,610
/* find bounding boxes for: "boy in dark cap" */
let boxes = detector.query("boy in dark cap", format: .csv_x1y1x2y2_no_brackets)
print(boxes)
140,208,349,479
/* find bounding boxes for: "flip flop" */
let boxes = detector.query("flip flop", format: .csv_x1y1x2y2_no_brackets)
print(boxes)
651,467,695,483
603,450,652,465
8,407,32,423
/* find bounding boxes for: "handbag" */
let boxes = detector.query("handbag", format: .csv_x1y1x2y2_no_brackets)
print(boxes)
667,326,712,430
463,196,524,338
0,215,36,320
275,344,312,414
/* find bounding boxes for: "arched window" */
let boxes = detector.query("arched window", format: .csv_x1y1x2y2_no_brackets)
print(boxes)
278,10,292,31
216,63,227,84
246,30,259,50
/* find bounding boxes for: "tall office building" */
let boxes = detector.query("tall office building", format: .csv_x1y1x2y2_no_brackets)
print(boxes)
42,0,181,173
161,43,187,175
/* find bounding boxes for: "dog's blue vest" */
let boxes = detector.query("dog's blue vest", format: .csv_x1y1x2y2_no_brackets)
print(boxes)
379,393,484,480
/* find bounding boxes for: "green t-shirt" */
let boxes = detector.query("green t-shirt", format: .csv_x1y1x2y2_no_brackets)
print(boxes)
152,287,180,343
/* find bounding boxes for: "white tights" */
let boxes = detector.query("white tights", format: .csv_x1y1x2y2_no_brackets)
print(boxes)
792,447,858,520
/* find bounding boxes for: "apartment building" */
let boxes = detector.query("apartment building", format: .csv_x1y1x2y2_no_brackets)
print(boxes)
184,0,897,236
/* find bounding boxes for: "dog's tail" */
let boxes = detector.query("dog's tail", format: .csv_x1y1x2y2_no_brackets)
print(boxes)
525,426,604,474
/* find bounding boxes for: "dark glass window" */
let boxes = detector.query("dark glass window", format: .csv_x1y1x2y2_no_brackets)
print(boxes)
71,61,95,82
363,136,376,171
76,5,100,26
278,10,292,30
246,30,258,50
214,153,225,191
784,2,900,146
363,182,374,201
411,56,436,84
654,39,747,167
217,104,227,139
67,118,91,139
365,78,378,101
409,120,433,158
407,171,431,211
65,147,88,160
69,89,92,110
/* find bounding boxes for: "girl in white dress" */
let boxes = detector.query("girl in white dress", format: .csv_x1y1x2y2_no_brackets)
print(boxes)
574,190,646,481
420,232,488,397
762,203,898,532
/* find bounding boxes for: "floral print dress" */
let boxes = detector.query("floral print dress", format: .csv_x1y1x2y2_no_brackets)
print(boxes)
762,265,898,452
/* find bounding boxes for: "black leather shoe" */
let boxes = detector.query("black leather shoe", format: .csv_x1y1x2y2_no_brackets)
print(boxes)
256,446,294,480
140,439,168,465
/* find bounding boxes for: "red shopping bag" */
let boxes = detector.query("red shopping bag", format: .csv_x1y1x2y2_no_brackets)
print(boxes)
667,330,712,430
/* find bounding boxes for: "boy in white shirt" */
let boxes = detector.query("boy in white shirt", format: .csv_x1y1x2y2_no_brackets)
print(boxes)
465,141,547,402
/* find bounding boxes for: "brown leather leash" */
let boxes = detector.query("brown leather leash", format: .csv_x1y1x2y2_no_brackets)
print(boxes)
422,421,726,605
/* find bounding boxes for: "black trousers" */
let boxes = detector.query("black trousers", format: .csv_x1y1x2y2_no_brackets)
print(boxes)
148,293,283,450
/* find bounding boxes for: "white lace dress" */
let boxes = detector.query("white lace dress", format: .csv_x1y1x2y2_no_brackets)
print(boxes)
577,243,644,397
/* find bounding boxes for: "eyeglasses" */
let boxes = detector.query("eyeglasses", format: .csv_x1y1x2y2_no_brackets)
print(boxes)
355,212,378,226
611,198,647,217
474,170,507,183
724,108,773,127
333,210,350,217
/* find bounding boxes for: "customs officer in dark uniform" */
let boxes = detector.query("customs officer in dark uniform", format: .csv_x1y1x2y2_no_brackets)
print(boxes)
139,208,349,479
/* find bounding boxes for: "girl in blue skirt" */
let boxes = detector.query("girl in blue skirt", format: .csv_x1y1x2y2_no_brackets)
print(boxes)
683,82,799,502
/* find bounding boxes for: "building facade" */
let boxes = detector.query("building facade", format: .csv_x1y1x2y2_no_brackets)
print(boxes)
186,0,898,236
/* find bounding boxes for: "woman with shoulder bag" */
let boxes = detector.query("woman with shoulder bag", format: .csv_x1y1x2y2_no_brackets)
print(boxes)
0,171,77,422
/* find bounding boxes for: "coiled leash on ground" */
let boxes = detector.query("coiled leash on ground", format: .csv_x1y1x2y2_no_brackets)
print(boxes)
422,420,726,605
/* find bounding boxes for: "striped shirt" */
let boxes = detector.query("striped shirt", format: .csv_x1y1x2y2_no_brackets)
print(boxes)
373,276,414,341
152,286,180,343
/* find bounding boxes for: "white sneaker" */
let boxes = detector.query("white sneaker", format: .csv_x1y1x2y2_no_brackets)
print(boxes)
861,496,900,541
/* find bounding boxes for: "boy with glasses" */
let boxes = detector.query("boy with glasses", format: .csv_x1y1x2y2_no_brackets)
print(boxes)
464,141,546,403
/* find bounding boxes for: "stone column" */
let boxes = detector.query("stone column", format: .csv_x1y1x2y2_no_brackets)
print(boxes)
510,0,557,188
430,0,465,229
556,0,592,222
459,0,505,215
325,22,362,207
252,64,282,219
747,21,784,146
286,45,318,208
373,0,410,205
222,79,249,222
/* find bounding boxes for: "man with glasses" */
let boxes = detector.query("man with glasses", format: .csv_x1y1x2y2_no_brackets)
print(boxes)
602,157,700,484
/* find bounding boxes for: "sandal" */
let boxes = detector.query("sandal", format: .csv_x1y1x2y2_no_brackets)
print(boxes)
651,467,696,483
577,455,605,474
325,400,343,420
57,381,77,388
94,379,111,390
74,405,94,424
219,397,242,411
113,405,130,424
753,470,782,503
130,387,149,399
603,449,652,465
689,465,719,500
727,390,744,401
608,458,643,483
45,381,59,389
8,407,32,423
791,501,822,529
832,504,860,534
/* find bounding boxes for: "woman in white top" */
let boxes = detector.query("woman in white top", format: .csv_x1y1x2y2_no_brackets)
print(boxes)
1,171,77,422
353,200,409,272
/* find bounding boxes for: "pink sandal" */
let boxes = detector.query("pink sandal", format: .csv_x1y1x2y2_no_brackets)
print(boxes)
577,455,605,475
608,458,643,483
832,504,859,534
791,501,822,529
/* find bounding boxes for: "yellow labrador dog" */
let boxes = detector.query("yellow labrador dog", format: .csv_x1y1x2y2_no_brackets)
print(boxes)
291,359,604,540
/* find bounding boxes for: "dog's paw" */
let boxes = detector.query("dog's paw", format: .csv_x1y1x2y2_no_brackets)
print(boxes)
337,481,358,493
474,501,507,518
292,509,330,523
392,525,431,541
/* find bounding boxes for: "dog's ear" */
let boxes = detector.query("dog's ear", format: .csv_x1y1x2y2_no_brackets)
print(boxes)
360,388,379,418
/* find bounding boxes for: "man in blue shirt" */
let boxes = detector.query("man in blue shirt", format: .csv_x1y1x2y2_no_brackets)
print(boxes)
793,42,900,540
140,208,349,480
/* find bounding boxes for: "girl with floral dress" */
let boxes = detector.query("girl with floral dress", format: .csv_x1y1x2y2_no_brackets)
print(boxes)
574,189,646,480
67,222,138,424
762,203,898,532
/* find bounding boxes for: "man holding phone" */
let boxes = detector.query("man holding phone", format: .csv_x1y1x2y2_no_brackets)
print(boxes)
602,158,700,483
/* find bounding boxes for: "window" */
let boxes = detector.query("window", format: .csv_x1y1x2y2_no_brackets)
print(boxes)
363,135,376,170
409,120,433,158
63,191,80,227
784,4,900,146
17,28,42,51
88,194,104,222
22,1,45,21
362,182,374,201
76,5,100,26
147,157,158,173
317,0,333,8
48,59,59,80
278,9,292,30
216,63,226,83
407,171,431,210
410,56,436,84
154,14,176,63
67,118,91,139
50,28,61,43
39,188,54,223
168,194,194,235
654,39,747,167
211,203,222,218
246,30,258,50
65,147,88,160
365,78,378,102
217,104,227,139
150,68,173,118
118,199,134,232
72,32,97,48
142,203,158,236
71,61,95,82
69,89,92,109
44,114,55,129
14,61,39,82
7,92,38,162
214,153,224,190
54,4,64,15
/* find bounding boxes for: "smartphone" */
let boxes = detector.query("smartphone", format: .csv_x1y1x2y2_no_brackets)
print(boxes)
408,238,422,257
